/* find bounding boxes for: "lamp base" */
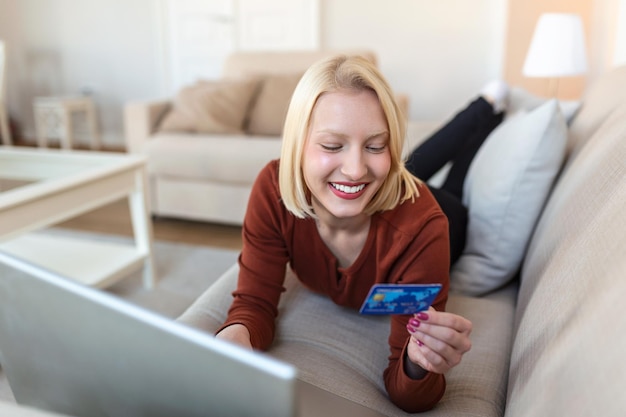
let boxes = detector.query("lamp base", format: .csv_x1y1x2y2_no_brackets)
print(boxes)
548,78,560,98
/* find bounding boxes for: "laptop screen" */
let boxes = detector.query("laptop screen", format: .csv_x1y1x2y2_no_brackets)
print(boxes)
0,252,297,417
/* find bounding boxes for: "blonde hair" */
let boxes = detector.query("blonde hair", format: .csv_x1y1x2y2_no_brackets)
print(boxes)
279,54,420,219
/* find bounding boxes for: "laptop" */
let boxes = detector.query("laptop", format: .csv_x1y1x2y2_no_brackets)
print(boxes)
0,252,386,417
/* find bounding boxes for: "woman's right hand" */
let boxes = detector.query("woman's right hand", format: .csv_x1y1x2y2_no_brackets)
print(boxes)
216,324,253,350
405,308,472,375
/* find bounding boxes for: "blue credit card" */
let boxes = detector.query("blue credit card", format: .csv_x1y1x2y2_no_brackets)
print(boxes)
359,283,442,315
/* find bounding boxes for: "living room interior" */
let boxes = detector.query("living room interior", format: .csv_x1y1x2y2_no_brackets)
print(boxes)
1,0,626,416
1,0,623,240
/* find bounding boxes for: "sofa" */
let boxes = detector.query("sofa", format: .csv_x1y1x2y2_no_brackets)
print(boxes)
124,50,407,225
177,64,626,417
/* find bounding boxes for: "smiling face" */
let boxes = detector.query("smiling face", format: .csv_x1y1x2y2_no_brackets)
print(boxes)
302,88,391,224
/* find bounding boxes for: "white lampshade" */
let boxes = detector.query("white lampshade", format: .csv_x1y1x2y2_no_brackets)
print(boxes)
522,13,588,77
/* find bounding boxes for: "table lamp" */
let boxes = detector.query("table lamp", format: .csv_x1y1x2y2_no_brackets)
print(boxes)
522,13,588,96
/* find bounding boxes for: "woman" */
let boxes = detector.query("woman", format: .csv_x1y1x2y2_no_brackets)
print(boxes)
216,54,473,412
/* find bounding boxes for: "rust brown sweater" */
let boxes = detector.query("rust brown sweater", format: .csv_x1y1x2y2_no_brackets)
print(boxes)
220,160,450,412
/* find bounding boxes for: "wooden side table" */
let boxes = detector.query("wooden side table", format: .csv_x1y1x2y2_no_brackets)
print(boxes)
33,96,101,150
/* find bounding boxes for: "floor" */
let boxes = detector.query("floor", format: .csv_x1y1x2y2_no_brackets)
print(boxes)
56,198,244,251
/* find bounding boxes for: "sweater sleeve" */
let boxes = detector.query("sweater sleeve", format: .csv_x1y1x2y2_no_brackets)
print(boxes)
381,207,450,412
217,161,290,350
384,317,446,412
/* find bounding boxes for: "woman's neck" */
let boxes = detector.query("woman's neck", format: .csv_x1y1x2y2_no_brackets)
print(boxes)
315,212,372,269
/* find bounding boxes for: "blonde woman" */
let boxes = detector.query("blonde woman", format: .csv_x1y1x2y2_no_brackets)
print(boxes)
216,55,473,412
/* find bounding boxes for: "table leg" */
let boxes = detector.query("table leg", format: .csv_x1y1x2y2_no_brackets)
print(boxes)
34,105,48,148
87,101,101,150
128,169,156,289
0,104,12,146
60,107,73,150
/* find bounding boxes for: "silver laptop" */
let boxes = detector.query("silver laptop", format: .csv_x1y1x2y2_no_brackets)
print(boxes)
0,252,386,417
0,251,298,417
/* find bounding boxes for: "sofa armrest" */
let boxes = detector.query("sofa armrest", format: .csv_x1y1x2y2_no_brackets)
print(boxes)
123,99,171,153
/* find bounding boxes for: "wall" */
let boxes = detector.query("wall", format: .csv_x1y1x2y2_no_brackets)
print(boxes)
613,0,626,65
0,0,508,147
0,0,626,146
0,0,167,146
321,0,508,122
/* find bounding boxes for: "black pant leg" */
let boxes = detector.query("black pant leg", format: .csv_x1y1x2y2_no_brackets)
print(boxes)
405,97,497,182
440,107,504,200
428,186,467,267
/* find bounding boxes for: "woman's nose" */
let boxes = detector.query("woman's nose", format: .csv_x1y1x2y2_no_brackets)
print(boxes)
340,149,367,180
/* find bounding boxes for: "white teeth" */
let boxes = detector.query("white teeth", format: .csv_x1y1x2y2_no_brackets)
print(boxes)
331,183,366,194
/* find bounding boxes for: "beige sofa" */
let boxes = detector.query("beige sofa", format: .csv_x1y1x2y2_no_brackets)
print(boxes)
124,50,408,225
178,65,626,416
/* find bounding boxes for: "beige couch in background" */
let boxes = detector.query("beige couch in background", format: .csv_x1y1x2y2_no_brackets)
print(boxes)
124,50,407,225
179,65,626,416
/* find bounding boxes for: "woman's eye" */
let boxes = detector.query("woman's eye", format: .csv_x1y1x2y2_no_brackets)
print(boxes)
320,144,342,151
366,144,387,153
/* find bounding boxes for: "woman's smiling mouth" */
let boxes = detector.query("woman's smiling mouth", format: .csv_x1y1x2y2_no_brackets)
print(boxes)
329,182,367,199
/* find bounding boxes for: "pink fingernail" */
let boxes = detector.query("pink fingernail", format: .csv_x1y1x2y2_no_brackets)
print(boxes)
409,319,420,327
417,312,429,320
417,340,424,347
406,324,416,333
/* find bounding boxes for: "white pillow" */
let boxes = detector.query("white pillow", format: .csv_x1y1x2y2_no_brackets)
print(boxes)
507,87,581,124
451,100,568,296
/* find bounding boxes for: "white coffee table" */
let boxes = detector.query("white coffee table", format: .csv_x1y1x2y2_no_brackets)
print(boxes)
0,147,155,289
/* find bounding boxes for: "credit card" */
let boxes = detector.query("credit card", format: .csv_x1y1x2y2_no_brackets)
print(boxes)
359,283,442,315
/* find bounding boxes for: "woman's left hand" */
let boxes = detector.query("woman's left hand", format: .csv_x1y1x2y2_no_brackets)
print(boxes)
405,307,472,375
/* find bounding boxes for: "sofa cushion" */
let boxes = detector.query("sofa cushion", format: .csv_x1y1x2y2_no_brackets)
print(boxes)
506,103,626,417
158,78,260,134
144,132,282,184
178,264,517,417
450,100,567,296
246,73,302,136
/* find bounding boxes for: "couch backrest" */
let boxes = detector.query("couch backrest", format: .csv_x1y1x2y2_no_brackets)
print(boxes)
566,65,626,161
505,66,626,416
222,50,377,78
